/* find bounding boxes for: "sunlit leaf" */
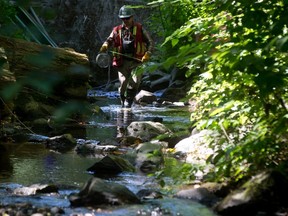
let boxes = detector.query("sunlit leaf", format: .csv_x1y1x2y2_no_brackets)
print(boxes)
211,150,226,164
171,38,179,47
239,115,249,125
221,119,230,129
210,101,235,116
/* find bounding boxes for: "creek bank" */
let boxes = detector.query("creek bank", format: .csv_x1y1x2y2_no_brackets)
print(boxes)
0,2,267,215
0,30,284,215
40,106,288,216
2,91,288,215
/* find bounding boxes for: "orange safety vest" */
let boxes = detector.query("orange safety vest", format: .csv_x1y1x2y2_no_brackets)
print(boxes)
112,22,147,67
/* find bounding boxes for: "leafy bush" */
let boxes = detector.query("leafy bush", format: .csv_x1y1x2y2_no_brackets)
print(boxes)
0,0,15,24
148,0,288,183
0,0,21,37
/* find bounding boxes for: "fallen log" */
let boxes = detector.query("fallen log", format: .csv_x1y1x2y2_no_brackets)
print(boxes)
0,35,91,127
0,35,90,93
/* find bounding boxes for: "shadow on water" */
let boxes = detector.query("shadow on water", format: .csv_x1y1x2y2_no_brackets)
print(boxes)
0,144,13,179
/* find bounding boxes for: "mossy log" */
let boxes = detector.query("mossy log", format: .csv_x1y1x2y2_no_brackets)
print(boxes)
0,35,91,100
0,35,91,124
0,35,90,78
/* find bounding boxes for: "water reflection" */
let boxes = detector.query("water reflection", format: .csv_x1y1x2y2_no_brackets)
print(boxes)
0,101,191,186
0,144,13,179
0,142,94,186
116,108,134,139
43,154,57,170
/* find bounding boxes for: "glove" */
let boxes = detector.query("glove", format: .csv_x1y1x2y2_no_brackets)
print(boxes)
141,52,151,62
100,43,108,52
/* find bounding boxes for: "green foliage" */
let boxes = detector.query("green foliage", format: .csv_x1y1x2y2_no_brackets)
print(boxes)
0,0,20,37
153,157,200,189
0,0,57,44
146,0,212,63
0,0,16,24
148,0,288,183
147,0,195,37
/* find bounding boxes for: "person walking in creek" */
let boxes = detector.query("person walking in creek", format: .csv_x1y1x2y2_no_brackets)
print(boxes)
99,5,154,108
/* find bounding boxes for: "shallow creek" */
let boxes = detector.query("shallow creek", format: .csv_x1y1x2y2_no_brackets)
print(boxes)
0,91,217,216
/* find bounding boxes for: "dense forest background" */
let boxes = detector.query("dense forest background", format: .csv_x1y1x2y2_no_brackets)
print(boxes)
1,0,288,186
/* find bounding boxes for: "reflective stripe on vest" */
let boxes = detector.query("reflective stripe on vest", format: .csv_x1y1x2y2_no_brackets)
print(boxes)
133,26,142,57
113,23,146,61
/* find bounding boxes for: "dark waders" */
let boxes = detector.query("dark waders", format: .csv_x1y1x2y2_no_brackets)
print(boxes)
117,58,142,108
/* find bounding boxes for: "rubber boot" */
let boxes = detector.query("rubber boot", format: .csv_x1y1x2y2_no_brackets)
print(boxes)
125,89,136,108
120,95,126,107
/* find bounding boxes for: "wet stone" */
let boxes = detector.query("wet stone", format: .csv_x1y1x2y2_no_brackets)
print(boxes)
69,177,141,206
87,154,135,175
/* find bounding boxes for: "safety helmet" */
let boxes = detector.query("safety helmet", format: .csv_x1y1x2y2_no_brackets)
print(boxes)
118,5,134,18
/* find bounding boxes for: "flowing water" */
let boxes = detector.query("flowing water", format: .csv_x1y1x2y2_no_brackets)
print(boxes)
0,90,217,216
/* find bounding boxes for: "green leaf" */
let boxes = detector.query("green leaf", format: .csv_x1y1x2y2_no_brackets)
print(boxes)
221,119,230,129
239,115,249,125
210,101,235,117
171,38,179,47
275,35,288,51
212,150,226,164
